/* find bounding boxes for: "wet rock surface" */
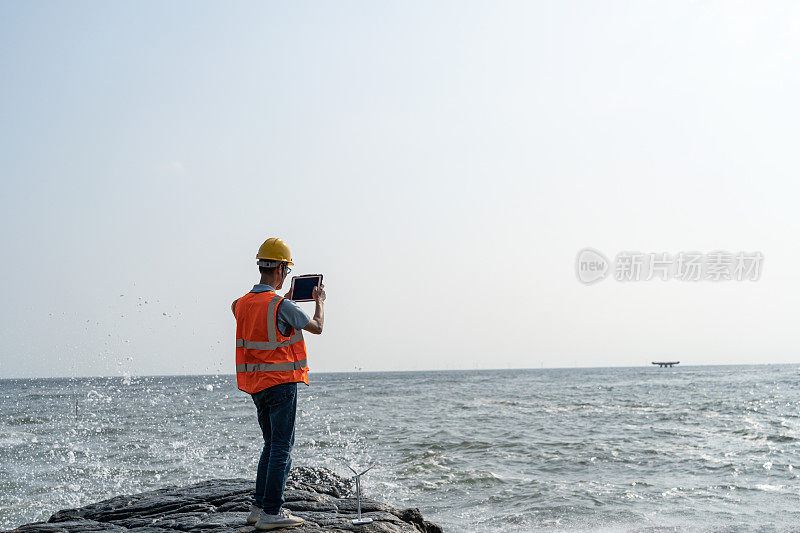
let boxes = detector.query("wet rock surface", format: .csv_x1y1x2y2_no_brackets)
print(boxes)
9,467,442,533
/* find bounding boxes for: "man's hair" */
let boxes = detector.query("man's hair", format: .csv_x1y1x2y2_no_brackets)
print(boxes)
259,265,279,276
258,262,286,276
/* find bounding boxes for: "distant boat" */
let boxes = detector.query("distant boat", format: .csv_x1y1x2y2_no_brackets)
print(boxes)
652,361,679,368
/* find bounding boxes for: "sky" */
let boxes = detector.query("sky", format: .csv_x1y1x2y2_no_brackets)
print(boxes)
1,1,799,378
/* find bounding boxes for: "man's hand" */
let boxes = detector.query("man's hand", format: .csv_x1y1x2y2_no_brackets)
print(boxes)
312,284,325,304
284,288,293,300
304,283,325,334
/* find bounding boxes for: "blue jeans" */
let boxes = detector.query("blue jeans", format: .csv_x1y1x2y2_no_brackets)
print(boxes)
252,382,297,514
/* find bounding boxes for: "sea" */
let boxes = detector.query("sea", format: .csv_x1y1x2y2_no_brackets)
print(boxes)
2,365,800,532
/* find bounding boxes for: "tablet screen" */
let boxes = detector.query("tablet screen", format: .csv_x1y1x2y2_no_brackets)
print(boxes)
291,275,322,302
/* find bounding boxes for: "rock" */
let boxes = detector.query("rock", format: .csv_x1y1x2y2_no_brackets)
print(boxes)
9,467,441,533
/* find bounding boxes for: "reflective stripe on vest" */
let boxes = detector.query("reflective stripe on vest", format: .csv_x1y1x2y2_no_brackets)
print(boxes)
235,329,304,350
265,294,282,344
235,359,308,372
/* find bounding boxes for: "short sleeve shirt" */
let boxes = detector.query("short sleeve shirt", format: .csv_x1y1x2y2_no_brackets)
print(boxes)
238,284,310,336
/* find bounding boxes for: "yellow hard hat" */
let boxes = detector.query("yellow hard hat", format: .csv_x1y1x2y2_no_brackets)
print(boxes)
256,237,294,265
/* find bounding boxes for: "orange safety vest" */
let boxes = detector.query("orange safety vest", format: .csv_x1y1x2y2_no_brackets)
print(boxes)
232,290,309,394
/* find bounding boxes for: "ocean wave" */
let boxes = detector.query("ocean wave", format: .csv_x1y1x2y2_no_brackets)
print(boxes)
5,368,800,531
4,415,43,426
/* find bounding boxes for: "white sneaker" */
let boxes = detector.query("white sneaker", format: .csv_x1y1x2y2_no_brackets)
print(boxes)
247,504,262,525
254,508,304,530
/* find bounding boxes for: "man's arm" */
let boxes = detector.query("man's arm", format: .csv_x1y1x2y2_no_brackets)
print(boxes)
303,284,325,334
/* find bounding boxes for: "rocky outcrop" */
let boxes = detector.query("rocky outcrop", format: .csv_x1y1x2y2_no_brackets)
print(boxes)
10,467,442,533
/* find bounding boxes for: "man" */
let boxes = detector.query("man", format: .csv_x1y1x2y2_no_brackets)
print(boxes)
231,237,325,530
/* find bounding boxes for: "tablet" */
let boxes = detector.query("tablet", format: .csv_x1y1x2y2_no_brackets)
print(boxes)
290,274,323,302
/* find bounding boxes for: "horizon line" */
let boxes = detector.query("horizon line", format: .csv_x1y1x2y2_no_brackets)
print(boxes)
1,361,798,381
